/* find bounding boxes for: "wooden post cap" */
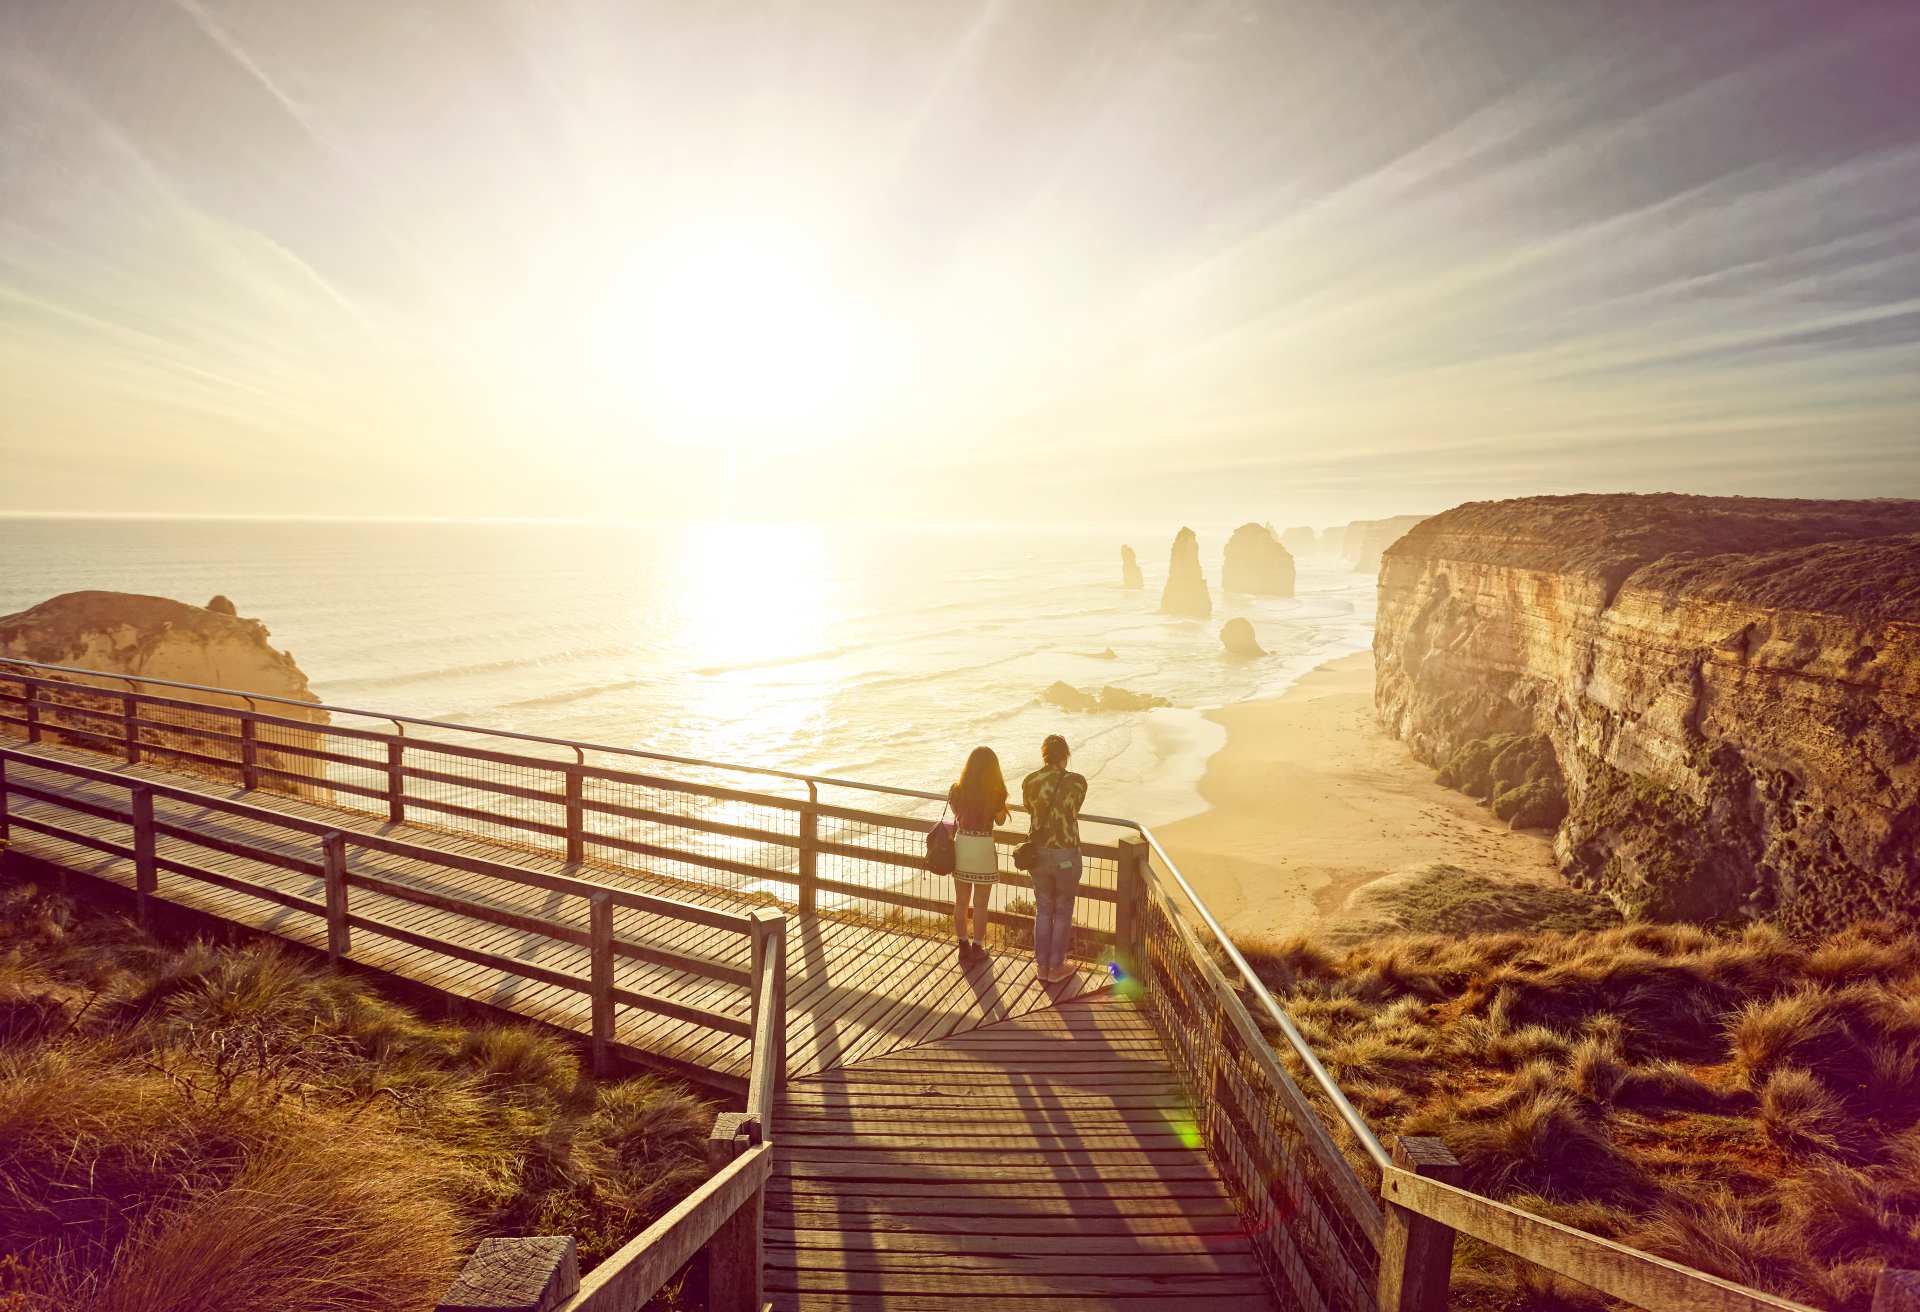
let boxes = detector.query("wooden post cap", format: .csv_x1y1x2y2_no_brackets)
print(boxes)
437,1236,579,1312
1876,1269,1920,1312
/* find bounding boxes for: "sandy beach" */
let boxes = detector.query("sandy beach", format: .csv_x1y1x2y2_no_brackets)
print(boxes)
1156,650,1556,944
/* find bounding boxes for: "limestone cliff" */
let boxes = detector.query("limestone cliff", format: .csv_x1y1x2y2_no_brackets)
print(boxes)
1344,515,1429,574
1375,495,1920,932
1222,524,1295,597
1280,526,1319,555
1120,545,1144,590
0,591,327,792
1159,528,1212,619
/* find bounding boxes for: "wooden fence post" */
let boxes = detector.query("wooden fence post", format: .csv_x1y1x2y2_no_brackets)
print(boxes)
239,714,259,791
24,685,39,744
590,892,614,1077
0,758,10,845
322,831,351,964
1379,1136,1464,1312
132,785,156,927
386,738,406,824
435,1236,578,1312
1876,1270,1920,1311
122,693,140,764
564,767,584,864
797,783,818,915
1115,835,1147,976
704,1112,764,1312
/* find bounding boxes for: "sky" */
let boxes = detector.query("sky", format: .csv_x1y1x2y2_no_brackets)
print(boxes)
2,0,1918,526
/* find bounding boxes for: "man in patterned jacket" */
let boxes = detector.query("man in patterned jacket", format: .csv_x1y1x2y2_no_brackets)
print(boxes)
1022,734,1089,983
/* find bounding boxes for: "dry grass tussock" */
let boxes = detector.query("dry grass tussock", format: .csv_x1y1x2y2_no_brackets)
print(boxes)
0,878,714,1312
1240,904,1920,1311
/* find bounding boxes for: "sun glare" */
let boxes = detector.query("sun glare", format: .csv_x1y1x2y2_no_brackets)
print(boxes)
594,225,869,441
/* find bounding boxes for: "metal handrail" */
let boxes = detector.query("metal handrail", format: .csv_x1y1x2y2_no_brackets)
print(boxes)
0,653,1386,1165
0,656,1136,823
1135,824,1391,1171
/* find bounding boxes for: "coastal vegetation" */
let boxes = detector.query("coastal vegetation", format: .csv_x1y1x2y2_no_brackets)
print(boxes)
1244,875,1920,1311
0,877,714,1312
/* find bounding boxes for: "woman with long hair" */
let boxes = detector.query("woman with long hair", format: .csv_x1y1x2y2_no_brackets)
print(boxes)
947,745,1009,961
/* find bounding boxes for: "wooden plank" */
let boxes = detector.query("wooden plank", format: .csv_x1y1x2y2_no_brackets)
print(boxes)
1380,1166,1820,1312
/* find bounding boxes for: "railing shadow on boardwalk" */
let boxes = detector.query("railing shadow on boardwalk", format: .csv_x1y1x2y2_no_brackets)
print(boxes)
0,657,1860,1312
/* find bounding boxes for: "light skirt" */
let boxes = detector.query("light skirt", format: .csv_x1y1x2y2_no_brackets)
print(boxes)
953,831,999,883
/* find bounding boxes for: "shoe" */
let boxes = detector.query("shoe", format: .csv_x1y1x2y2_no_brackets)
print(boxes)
1044,965,1076,984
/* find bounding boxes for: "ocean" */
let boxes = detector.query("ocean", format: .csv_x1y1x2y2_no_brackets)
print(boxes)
0,517,1375,826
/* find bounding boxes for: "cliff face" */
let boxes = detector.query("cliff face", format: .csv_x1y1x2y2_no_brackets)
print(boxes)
1160,528,1212,619
1221,523,1295,597
1375,495,1920,932
1345,515,1429,573
0,591,327,791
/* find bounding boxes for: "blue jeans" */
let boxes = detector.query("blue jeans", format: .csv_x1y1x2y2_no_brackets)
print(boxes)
1031,848,1083,973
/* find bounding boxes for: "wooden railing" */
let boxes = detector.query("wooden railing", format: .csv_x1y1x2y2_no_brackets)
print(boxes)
431,917,788,1312
0,658,1125,950
1124,834,1828,1312
0,744,758,1069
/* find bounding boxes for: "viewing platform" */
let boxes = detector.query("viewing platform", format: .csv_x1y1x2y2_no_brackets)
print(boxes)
0,658,1831,1312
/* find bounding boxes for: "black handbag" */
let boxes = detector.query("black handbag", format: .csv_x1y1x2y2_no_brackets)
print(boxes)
1012,840,1038,871
925,803,957,875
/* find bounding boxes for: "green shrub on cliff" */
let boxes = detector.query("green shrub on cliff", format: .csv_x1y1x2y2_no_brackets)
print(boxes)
1435,732,1568,830
0,880,713,1312
1238,915,1920,1311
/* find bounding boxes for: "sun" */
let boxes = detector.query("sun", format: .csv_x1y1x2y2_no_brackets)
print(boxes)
593,224,867,440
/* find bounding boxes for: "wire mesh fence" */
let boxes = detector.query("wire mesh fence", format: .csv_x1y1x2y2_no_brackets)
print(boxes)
1136,853,1382,1312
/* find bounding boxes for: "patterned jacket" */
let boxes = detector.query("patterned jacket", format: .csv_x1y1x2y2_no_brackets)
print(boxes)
1021,765,1088,850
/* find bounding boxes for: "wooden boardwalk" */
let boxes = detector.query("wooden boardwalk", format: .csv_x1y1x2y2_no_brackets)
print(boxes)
0,741,1109,1087
769,994,1273,1309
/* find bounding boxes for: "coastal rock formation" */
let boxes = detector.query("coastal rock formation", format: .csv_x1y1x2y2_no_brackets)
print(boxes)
1159,528,1212,619
1344,515,1429,574
1221,618,1265,658
0,591,327,793
1375,494,1920,931
1280,526,1319,555
205,594,238,617
1042,682,1171,713
1120,545,1144,590
1222,523,1295,597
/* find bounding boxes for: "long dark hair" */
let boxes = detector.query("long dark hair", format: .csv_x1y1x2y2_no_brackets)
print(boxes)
953,745,1009,824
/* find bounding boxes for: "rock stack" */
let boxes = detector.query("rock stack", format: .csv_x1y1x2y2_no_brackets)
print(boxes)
1221,618,1265,657
1120,545,1144,589
1222,523,1295,596
1159,528,1211,619
1280,526,1318,555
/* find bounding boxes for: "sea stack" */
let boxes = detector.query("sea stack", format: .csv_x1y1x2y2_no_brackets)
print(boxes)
1221,618,1264,657
1120,545,1144,589
1159,528,1211,619
1280,526,1318,555
1222,523,1295,596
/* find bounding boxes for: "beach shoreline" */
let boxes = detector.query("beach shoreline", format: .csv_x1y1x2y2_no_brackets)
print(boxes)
1155,650,1556,945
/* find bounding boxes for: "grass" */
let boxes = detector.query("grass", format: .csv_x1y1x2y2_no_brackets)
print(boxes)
0,876,715,1312
1239,897,1920,1311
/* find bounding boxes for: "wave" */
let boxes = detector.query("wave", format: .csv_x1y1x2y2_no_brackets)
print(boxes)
692,645,857,676
498,678,651,711
320,642,638,694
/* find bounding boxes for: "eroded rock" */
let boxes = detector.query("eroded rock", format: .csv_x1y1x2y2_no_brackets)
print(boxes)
1222,524,1295,597
1120,545,1144,590
1221,618,1265,658
1159,528,1211,619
